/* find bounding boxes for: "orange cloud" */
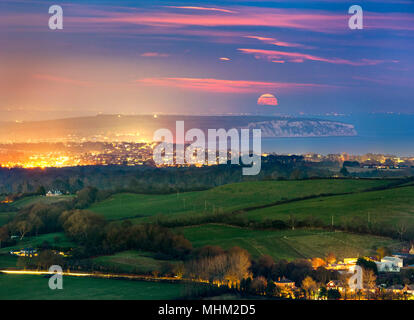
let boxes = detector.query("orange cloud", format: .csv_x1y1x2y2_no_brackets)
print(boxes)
135,77,334,93
238,48,384,66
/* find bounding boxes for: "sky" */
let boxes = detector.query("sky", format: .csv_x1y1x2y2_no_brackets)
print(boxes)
0,0,413,121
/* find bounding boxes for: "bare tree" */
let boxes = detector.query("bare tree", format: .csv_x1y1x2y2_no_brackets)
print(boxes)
363,268,377,299
16,221,32,240
301,276,318,300
225,247,252,284
396,221,408,241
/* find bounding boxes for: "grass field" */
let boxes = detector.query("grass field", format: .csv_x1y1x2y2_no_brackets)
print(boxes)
0,254,17,269
0,211,16,226
0,274,186,300
93,251,179,274
243,185,414,226
89,179,397,221
0,232,75,254
11,195,74,209
178,224,401,261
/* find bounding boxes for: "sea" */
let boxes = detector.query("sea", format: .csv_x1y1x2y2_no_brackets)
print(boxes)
260,114,414,157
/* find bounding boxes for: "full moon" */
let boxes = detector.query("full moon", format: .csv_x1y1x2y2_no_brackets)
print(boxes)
257,93,278,106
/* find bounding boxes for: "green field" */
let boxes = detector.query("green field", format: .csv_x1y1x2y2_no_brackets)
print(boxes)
0,212,16,226
89,179,397,221
0,232,75,254
93,251,179,274
0,274,186,300
0,254,18,269
178,224,400,261
244,185,414,226
11,195,74,209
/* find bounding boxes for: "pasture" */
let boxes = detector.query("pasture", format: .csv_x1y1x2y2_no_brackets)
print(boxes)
93,251,179,274
11,195,74,209
178,224,400,261
243,185,414,226
89,179,397,221
0,274,186,300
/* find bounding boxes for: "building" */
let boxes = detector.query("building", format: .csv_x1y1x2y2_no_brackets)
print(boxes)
326,280,344,292
326,257,358,272
9,248,38,257
343,258,358,265
46,190,63,197
274,277,296,289
375,256,403,272
384,284,414,297
404,284,414,295
386,284,404,294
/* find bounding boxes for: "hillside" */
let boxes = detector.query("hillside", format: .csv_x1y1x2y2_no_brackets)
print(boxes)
177,224,400,261
89,179,396,222
0,114,356,143
244,185,414,226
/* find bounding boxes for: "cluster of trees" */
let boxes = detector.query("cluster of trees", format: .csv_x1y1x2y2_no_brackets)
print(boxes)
251,255,340,288
0,186,192,259
0,155,333,195
0,186,110,244
185,246,251,285
2,201,71,241
60,210,192,259
240,276,280,297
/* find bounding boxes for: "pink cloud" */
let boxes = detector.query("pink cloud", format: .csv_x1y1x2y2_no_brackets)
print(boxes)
3,6,413,36
167,6,237,14
238,48,385,66
135,77,335,93
245,35,311,49
141,52,169,57
271,41,306,48
67,8,413,34
245,36,277,42
75,10,342,32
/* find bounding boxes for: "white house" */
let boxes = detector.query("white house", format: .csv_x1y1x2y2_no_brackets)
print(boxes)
375,256,403,272
46,190,63,197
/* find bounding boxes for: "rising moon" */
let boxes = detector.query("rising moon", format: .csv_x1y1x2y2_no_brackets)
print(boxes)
257,93,278,106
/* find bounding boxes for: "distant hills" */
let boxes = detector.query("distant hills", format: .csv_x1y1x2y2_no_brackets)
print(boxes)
0,114,357,143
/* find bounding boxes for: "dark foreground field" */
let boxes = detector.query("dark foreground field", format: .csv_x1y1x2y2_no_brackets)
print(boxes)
0,274,186,300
